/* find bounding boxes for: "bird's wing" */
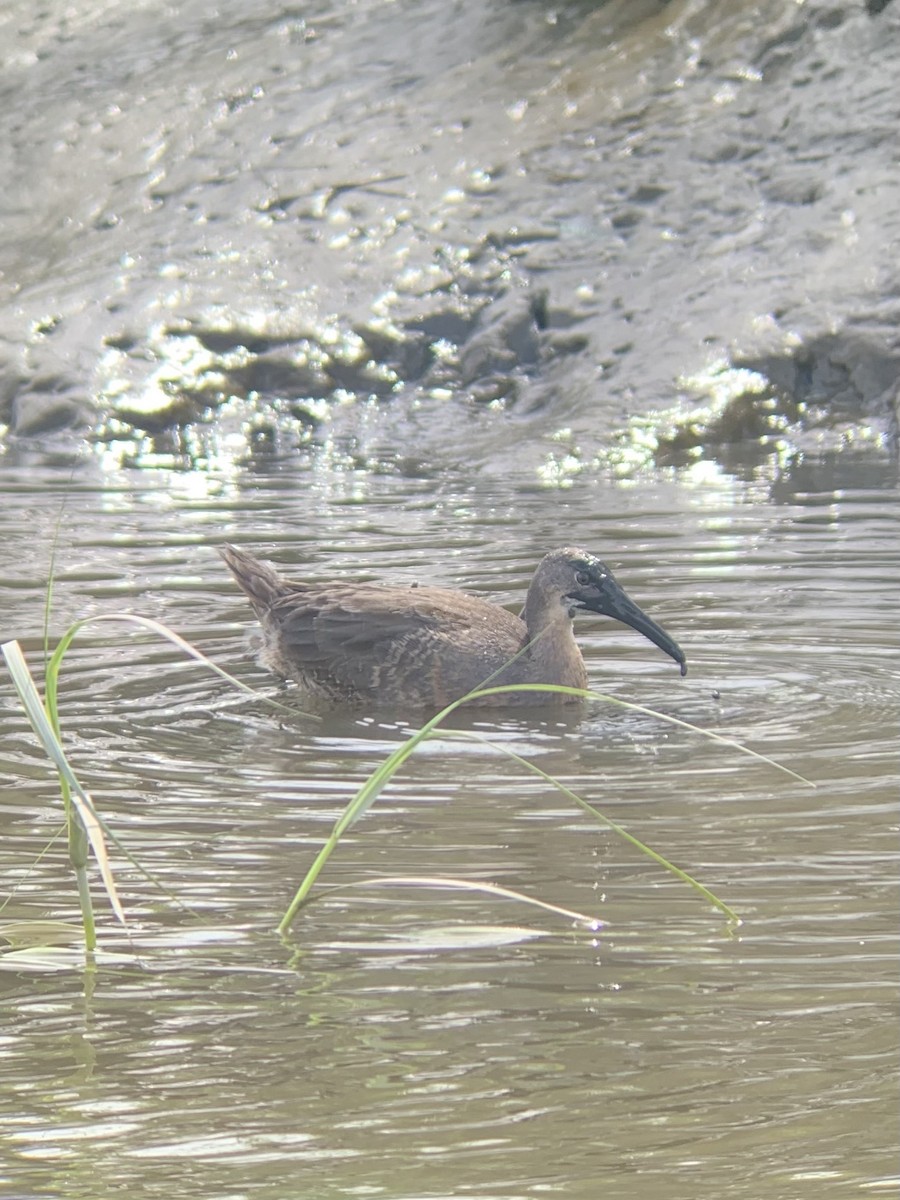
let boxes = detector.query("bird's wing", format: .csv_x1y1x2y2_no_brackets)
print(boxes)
269,583,526,701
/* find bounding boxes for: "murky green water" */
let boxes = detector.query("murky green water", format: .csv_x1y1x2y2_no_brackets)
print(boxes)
1,447,896,1199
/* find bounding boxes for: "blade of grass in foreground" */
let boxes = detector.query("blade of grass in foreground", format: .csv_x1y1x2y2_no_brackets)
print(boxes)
279,680,800,930
4,614,303,946
302,876,602,928
460,684,816,788
42,613,308,721
2,639,123,944
277,698,463,930
452,730,739,924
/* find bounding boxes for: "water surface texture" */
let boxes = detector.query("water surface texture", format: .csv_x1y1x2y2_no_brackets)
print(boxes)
1,1,897,1198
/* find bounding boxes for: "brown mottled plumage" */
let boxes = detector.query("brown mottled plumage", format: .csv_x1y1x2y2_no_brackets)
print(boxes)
220,544,686,710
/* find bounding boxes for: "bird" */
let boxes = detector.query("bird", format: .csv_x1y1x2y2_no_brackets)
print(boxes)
219,543,686,710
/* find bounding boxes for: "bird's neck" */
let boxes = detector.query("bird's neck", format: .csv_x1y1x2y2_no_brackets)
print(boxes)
518,601,587,691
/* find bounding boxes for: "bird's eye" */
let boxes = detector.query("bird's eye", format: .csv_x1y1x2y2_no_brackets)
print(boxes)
575,570,592,587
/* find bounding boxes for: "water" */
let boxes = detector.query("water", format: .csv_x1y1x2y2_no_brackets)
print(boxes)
1,448,896,1198
1,0,898,1194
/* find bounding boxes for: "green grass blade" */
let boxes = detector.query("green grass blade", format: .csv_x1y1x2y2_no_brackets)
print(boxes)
457,683,816,788
9,612,311,938
280,676,802,930
2,639,126,928
3,640,73,781
45,613,306,717
450,729,740,924
277,701,468,930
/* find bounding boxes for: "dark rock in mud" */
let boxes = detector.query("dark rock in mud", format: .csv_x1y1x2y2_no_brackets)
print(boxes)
1,0,897,474
10,390,92,437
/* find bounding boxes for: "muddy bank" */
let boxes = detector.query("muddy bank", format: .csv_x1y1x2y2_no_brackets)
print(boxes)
1,0,897,475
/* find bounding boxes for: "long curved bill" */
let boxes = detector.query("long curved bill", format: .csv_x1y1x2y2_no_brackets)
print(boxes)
573,575,687,676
